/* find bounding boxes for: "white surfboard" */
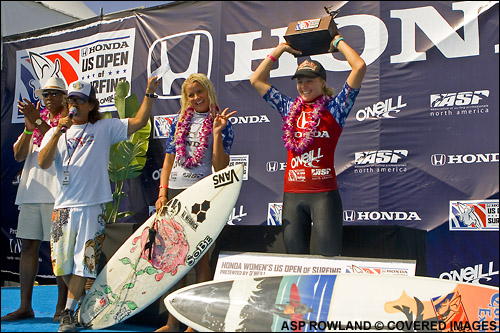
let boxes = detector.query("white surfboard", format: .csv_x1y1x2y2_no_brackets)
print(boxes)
165,274,499,332
78,164,244,329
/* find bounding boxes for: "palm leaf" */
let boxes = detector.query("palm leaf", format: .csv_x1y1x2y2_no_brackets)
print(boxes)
105,80,151,223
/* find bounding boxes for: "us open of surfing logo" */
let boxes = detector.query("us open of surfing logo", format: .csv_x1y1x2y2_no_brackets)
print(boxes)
148,31,213,99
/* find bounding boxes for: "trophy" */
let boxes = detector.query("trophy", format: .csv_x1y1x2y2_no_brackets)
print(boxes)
284,6,339,57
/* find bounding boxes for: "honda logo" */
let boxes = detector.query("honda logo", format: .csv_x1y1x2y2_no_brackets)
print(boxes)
148,31,213,99
266,161,279,172
297,111,320,129
431,154,446,166
343,210,356,222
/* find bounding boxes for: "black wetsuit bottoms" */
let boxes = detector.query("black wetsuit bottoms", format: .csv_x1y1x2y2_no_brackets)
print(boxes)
282,189,343,256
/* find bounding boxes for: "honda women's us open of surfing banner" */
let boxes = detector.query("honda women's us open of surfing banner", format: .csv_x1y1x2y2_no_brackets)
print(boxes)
1,2,498,286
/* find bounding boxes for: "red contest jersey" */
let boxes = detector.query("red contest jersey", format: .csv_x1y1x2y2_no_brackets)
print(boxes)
284,104,342,193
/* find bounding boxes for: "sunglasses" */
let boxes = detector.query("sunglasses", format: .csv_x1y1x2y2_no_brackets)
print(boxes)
67,97,87,105
42,91,62,98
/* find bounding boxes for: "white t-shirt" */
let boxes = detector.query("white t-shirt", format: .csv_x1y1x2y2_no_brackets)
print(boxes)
40,118,128,209
14,134,58,205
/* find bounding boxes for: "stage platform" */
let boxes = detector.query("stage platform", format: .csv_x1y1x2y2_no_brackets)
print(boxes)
1,285,159,332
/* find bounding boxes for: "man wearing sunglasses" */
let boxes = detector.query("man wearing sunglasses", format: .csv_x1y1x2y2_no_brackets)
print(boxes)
3,77,69,323
38,76,160,332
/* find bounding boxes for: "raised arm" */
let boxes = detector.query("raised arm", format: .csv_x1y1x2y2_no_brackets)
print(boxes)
14,103,37,162
249,43,301,96
329,35,366,89
127,76,160,136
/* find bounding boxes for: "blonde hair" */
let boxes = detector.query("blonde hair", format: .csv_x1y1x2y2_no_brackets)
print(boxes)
319,78,335,97
175,73,219,140
323,84,335,97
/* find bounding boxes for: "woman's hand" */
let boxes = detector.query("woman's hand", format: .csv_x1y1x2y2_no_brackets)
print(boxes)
155,195,168,211
213,108,237,134
328,34,344,53
277,43,302,57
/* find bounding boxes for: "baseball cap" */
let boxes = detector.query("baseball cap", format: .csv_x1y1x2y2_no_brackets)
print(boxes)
34,76,67,99
67,80,94,101
291,60,327,80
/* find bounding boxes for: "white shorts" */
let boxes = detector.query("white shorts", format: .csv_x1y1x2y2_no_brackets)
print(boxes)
50,204,106,279
17,203,54,242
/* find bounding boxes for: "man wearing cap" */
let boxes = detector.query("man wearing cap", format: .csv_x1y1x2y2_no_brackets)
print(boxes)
250,34,366,257
2,77,69,323
38,76,160,332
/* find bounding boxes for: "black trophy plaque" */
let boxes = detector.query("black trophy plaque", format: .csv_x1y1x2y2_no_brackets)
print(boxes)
284,8,339,57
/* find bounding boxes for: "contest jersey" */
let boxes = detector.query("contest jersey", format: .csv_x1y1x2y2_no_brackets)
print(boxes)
263,82,360,193
165,111,234,189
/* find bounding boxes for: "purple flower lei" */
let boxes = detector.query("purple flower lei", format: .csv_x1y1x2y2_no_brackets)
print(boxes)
32,108,61,147
282,95,330,155
175,106,215,168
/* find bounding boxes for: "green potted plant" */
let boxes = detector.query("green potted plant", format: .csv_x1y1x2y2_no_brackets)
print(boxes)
101,80,151,223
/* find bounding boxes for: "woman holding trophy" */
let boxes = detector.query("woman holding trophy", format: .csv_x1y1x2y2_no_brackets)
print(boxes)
250,33,366,257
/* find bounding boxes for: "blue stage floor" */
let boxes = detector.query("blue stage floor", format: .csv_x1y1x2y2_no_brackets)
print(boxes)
1,285,159,332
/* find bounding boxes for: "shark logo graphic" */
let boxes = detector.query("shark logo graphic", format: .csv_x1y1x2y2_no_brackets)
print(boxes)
12,28,136,124
455,202,483,229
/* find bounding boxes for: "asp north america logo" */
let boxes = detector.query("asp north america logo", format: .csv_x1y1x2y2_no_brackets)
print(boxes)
353,150,409,174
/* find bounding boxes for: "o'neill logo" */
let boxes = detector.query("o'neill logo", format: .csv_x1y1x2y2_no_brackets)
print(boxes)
356,96,407,121
148,31,213,99
431,153,499,166
439,261,498,283
343,210,422,222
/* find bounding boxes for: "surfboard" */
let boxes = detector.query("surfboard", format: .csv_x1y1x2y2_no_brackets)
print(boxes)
165,274,499,332
78,164,244,329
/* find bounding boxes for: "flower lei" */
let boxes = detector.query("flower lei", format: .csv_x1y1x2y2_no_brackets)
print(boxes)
175,106,215,168
32,108,61,147
282,95,331,154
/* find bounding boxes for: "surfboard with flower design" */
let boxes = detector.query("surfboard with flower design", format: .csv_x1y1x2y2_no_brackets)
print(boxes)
78,164,244,329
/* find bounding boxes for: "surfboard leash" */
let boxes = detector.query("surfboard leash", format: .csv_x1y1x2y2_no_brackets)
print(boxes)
143,211,162,261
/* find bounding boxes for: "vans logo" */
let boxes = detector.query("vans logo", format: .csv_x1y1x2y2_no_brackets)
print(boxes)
213,169,239,188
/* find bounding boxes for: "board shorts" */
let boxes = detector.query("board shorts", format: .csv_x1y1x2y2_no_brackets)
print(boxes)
17,203,54,242
167,188,185,200
50,203,106,279
282,189,343,256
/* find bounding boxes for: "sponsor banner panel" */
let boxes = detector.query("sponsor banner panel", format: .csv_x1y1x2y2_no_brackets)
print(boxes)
426,222,499,287
214,251,416,280
449,200,499,231
1,2,498,281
